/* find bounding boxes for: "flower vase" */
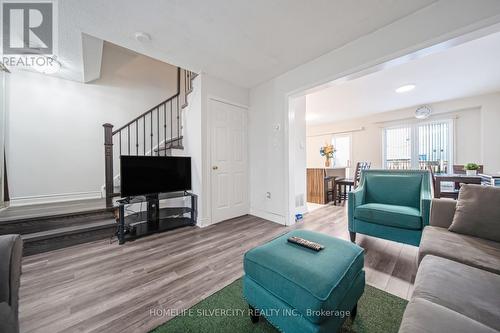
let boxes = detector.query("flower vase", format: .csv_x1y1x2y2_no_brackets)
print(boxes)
325,158,331,168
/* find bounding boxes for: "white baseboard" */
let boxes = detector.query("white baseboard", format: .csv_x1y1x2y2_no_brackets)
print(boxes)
196,217,211,228
249,207,286,225
295,205,308,215
10,191,103,206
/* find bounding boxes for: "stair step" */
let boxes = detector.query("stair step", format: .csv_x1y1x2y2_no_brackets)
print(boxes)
0,198,107,221
22,219,116,241
154,136,184,153
155,144,184,152
22,219,117,256
0,208,115,234
0,199,118,255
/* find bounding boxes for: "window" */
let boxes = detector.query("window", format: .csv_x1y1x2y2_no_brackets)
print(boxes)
332,135,351,167
383,120,453,172
384,126,412,170
332,134,351,177
417,122,450,172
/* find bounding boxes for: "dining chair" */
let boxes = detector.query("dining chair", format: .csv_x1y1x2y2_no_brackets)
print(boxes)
334,162,371,205
325,176,335,203
428,165,458,199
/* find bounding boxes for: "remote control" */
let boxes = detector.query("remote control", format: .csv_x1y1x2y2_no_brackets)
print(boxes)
287,236,324,252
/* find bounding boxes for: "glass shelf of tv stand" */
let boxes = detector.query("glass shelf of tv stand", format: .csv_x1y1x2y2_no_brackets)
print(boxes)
116,190,195,205
115,191,197,244
124,206,193,224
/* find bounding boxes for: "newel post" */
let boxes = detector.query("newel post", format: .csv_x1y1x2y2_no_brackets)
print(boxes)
103,123,114,208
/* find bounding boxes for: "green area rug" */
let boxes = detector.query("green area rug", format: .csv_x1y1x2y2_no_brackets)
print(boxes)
152,278,407,333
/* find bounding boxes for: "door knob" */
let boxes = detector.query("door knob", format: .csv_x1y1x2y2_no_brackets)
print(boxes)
212,166,218,170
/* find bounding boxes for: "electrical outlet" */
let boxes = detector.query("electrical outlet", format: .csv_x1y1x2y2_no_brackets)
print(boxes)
266,192,271,199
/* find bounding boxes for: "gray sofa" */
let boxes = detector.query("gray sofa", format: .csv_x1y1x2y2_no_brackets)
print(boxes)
399,198,500,333
0,235,23,333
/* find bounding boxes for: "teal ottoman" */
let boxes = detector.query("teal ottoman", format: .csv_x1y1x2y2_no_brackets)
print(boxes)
243,230,365,333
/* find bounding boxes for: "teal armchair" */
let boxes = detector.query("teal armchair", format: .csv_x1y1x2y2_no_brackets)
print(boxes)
348,169,432,246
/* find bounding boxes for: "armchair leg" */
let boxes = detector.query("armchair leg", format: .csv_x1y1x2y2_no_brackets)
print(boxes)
351,303,358,320
349,232,356,243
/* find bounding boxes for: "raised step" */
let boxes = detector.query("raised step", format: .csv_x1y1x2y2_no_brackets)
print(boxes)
0,208,115,234
0,199,118,256
22,219,116,256
154,136,184,153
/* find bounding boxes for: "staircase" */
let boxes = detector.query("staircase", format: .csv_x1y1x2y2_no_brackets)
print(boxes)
0,67,198,256
103,68,198,207
0,199,116,256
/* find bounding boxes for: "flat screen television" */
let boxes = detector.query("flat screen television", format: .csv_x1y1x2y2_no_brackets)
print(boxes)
120,156,191,197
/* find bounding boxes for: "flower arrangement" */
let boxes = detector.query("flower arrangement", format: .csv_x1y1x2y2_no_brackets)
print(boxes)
320,144,336,167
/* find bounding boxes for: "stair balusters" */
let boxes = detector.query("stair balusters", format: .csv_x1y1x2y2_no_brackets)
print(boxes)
103,68,197,207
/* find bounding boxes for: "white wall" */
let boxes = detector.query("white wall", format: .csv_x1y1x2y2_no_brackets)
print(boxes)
306,134,333,169
6,42,179,204
289,96,307,215
478,94,500,174
177,75,203,221
306,92,500,176
248,1,500,225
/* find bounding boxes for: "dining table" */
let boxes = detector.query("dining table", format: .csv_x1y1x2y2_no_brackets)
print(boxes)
433,173,483,198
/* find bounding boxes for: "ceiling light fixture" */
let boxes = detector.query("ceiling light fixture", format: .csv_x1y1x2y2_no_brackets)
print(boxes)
135,32,152,43
415,105,432,119
395,84,416,93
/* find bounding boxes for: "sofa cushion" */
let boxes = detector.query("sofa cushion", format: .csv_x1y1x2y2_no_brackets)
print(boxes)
365,174,422,208
0,302,17,333
399,298,498,333
0,235,22,333
354,203,422,230
243,230,364,324
419,226,500,275
411,255,500,331
0,235,23,306
449,184,500,242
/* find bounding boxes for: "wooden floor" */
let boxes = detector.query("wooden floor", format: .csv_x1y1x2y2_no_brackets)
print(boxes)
19,204,417,333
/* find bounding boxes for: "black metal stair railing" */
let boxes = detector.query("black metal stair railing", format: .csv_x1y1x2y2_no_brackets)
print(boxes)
103,68,197,207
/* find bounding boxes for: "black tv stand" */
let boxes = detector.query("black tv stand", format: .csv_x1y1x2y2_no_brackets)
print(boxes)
115,191,197,244
146,194,160,229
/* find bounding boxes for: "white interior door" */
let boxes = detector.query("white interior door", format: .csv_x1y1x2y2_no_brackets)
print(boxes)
210,99,248,224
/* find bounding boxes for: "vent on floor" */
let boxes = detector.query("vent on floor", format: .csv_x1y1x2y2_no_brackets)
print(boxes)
295,194,304,208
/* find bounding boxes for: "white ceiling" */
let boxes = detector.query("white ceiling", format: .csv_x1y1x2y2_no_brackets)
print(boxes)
52,0,437,86
306,30,500,125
